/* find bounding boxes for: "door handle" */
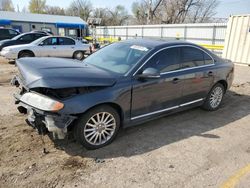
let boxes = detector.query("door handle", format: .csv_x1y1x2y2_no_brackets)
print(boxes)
172,78,180,84
207,71,213,77
53,46,56,49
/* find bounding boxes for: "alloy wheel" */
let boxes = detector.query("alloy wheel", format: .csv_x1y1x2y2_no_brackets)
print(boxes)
84,112,116,145
209,86,223,108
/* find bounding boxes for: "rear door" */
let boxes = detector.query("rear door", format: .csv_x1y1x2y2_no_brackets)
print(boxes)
179,46,215,104
57,37,76,57
131,47,183,120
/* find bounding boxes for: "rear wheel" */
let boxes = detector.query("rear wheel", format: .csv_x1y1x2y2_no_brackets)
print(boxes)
73,51,85,60
74,105,120,149
18,51,34,58
202,83,225,111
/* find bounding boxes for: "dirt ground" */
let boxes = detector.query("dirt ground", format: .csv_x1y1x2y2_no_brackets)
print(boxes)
1,57,250,188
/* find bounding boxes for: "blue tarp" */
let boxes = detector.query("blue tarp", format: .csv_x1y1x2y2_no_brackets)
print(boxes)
55,22,86,29
0,19,11,25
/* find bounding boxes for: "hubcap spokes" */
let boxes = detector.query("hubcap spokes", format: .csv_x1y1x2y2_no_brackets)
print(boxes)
76,53,83,59
84,112,116,145
210,87,223,108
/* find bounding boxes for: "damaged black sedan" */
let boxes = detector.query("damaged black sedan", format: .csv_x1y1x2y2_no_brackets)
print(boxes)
12,39,234,149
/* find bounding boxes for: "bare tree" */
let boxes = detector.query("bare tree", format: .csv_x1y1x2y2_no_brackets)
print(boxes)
91,6,129,26
132,0,163,24
132,1,148,24
132,0,219,24
0,0,15,11
107,5,129,25
188,0,219,23
91,8,110,26
66,0,92,21
45,6,65,15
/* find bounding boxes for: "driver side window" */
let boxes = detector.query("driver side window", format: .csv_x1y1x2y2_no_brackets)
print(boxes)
144,47,181,73
42,37,58,45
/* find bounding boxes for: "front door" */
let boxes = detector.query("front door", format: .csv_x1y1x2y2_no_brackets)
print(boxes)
131,47,183,120
36,37,59,57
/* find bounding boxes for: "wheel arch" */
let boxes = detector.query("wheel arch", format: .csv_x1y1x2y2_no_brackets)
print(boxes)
85,102,124,122
216,80,228,92
68,102,125,131
18,49,35,58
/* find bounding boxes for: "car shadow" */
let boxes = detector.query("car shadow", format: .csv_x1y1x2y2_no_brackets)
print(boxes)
52,89,250,159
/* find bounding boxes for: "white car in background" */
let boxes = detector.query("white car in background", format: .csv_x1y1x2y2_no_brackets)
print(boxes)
0,36,90,60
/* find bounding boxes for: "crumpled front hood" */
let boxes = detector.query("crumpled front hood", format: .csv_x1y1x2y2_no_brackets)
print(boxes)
16,57,117,89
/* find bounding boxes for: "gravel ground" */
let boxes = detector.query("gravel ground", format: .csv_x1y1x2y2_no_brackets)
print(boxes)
0,57,250,188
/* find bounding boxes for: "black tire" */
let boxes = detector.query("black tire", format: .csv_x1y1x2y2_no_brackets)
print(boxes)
73,51,85,60
18,51,34,59
74,105,120,150
202,83,225,111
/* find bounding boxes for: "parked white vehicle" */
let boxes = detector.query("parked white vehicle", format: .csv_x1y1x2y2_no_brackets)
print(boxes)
0,36,90,60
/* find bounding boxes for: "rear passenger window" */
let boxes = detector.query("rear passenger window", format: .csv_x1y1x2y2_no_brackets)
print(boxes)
145,47,180,73
181,47,204,68
18,34,33,42
9,30,18,35
181,47,214,68
58,38,75,45
34,34,45,39
204,53,213,65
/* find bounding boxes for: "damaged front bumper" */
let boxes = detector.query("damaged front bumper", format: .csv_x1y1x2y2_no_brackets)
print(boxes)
12,77,77,139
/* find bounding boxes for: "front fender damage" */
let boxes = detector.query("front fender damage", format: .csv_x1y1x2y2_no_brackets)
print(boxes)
15,93,77,139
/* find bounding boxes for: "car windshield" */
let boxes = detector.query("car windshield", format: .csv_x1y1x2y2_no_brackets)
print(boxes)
83,42,151,75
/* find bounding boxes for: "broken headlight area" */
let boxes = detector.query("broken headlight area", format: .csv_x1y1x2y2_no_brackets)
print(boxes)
22,106,76,139
14,91,75,139
31,86,105,99
20,92,64,112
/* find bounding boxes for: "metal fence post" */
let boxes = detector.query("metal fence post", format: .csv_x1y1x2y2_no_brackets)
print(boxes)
212,25,216,45
126,27,128,39
141,27,144,38
184,26,187,40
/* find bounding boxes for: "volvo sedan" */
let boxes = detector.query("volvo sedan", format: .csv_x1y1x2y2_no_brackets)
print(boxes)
1,36,90,60
11,39,234,149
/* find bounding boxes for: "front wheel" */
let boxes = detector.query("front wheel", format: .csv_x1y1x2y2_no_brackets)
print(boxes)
74,105,120,149
202,83,225,111
18,51,34,59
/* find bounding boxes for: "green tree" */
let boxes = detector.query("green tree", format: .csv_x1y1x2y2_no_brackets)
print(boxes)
0,0,15,11
28,0,46,14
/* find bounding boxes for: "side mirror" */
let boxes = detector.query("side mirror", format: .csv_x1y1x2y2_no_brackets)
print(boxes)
138,67,160,79
39,42,44,46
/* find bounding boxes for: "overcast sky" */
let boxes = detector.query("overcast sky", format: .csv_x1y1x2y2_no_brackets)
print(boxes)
11,0,250,18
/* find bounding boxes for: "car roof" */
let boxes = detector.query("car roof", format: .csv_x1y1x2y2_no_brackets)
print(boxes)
122,38,199,49
0,28,19,32
42,36,75,40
